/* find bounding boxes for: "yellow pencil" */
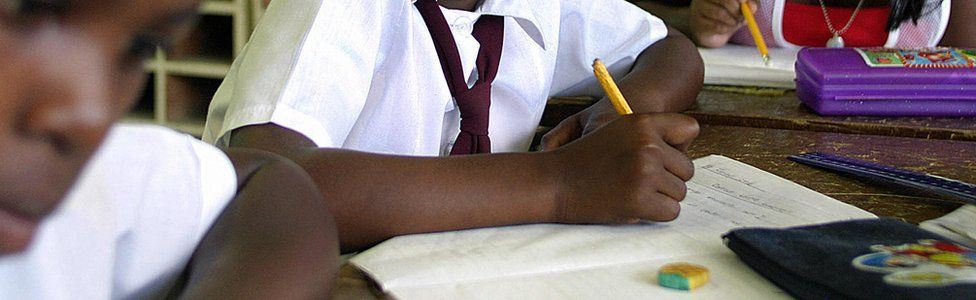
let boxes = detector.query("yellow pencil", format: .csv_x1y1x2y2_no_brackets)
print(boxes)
741,1,770,65
592,59,633,115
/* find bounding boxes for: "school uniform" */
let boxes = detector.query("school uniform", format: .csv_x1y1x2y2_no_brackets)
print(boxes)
203,0,667,156
729,0,950,48
0,124,237,299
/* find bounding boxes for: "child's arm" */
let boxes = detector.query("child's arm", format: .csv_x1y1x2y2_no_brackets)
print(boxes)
541,27,703,150
635,0,756,48
940,0,976,47
614,27,703,113
177,149,339,299
229,114,699,252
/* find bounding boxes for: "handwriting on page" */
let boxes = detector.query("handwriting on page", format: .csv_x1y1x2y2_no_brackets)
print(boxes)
675,158,871,237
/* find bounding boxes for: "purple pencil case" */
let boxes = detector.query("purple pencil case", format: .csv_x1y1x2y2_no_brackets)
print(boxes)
795,47,976,116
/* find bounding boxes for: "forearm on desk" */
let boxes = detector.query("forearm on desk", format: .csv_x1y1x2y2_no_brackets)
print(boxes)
290,149,559,253
227,125,559,253
617,27,703,113
227,115,699,253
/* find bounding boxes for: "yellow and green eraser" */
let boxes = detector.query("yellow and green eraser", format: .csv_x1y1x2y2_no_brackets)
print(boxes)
658,263,710,291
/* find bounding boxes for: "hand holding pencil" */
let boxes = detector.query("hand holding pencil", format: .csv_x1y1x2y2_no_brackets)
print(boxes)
589,58,699,151
687,0,759,48
541,59,700,224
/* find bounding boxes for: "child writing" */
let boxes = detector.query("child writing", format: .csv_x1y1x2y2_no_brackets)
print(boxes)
634,0,975,48
0,0,339,298
204,0,704,252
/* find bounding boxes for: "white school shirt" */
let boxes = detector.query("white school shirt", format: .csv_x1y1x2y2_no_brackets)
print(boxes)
204,0,667,156
0,124,237,299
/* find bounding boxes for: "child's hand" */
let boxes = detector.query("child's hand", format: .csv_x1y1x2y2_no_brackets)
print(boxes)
689,0,757,47
548,113,699,224
540,100,617,151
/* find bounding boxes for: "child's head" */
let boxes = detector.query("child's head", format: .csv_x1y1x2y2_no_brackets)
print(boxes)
0,0,200,254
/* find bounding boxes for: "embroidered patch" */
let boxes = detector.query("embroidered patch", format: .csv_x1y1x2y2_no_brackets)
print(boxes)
857,48,976,68
960,49,976,63
852,239,976,287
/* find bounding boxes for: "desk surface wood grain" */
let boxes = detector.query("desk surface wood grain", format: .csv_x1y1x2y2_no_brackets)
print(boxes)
542,91,976,141
690,125,973,224
688,90,976,141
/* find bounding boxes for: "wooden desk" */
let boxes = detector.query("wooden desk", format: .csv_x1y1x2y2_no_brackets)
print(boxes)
688,89,976,141
690,125,972,224
542,91,976,141
335,125,974,299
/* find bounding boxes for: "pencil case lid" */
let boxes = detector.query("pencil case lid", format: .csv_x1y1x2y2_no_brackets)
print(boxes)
795,48,976,116
796,47,976,87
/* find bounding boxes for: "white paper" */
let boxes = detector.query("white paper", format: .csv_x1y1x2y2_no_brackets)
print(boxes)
920,205,976,249
699,46,799,89
350,155,876,299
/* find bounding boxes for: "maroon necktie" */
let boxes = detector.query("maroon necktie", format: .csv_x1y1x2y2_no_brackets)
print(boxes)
415,0,505,155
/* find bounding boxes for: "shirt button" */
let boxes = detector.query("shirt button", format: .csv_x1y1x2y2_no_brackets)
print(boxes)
454,17,473,31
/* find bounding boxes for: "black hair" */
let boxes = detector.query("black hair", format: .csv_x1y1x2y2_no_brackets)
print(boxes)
887,0,943,31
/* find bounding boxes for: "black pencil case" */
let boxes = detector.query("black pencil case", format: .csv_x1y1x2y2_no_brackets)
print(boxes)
723,218,976,299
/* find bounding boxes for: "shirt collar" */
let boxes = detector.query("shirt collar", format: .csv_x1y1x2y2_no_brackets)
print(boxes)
410,0,548,50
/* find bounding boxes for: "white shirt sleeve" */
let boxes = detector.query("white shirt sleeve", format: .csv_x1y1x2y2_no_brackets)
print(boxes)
548,0,668,98
110,125,237,299
204,0,392,148
189,139,238,239
0,124,238,300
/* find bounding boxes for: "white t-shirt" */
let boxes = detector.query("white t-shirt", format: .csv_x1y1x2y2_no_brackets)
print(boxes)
203,0,667,156
0,124,237,299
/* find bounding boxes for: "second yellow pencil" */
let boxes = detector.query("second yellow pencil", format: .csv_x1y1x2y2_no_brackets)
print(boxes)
592,59,633,115
741,2,770,65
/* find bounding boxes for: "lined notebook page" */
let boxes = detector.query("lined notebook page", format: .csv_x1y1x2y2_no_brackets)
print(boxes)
700,45,799,89
350,155,876,299
920,205,976,249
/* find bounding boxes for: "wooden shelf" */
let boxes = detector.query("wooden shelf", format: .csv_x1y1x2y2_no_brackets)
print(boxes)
200,1,238,16
164,120,208,137
250,0,270,28
122,114,157,126
120,117,206,137
132,0,253,137
164,58,232,79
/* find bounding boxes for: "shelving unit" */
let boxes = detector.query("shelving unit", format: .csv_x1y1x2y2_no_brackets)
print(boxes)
128,0,256,136
251,0,271,27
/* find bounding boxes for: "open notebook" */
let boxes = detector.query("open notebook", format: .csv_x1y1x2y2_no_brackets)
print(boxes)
700,45,800,89
349,155,876,299
920,205,976,249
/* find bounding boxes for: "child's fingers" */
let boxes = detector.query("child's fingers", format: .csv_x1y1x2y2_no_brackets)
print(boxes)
540,116,583,151
693,13,740,34
659,141,696,182
634,193,682,222
700,0,745,25
655,171,689,202
660,115,700,152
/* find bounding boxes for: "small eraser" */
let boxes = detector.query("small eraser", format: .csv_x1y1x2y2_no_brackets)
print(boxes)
658,263,710,290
